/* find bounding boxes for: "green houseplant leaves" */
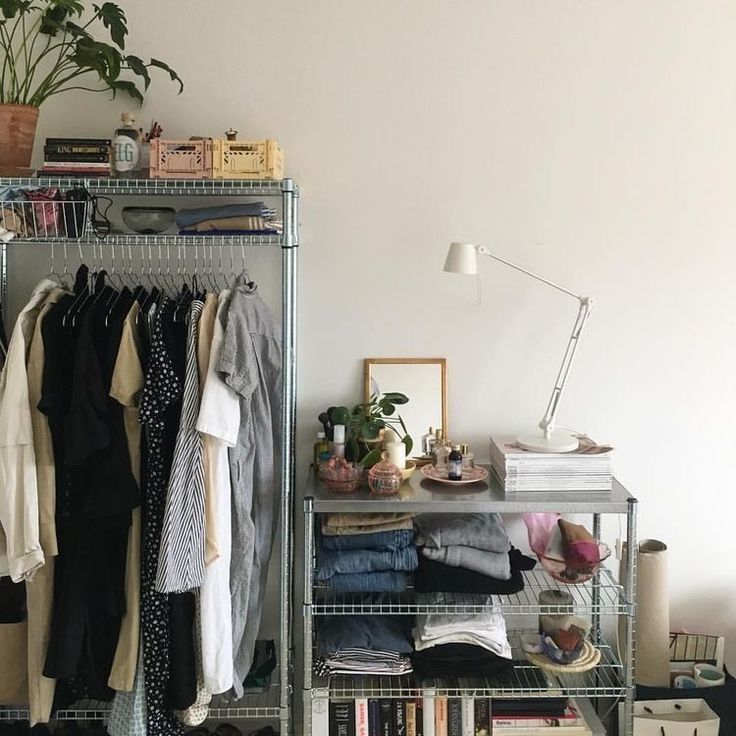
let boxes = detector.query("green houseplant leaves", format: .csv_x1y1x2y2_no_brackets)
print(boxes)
0,0,182,106
318,392,414,469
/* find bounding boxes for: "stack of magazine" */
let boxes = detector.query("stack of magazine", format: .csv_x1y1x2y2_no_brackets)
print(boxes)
490,435,613,492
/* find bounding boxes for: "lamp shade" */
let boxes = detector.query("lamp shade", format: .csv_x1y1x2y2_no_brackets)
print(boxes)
443,242,478,274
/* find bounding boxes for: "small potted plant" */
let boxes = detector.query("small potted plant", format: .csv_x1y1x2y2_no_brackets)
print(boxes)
318,392,413,469
0,0,183,170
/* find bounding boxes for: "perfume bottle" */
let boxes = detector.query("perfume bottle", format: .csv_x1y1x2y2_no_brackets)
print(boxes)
313,431,330,468
460,443,475,469
421,426,435,456
433,429,450,467
448,445,463,480
113,112,140,177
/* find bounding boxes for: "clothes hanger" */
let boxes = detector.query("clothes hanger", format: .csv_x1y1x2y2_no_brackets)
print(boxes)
63,241,90,328
205,242,218,293
240,242,255,288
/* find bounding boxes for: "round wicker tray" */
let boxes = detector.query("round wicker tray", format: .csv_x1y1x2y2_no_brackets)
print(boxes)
526,640,601,673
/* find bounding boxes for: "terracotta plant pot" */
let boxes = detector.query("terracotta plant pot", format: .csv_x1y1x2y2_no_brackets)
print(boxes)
0,104,39,170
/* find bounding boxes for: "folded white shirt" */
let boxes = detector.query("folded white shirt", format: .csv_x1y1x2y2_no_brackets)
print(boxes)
412,630,512,658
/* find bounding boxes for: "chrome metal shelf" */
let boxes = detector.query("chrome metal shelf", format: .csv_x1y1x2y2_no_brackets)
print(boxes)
310,639,624,700
306,467,635,514
312,567,626,616
0,687,284,722
10,233,284,246
0,176,292,197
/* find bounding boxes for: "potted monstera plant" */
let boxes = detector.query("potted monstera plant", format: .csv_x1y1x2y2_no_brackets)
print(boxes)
0,0,182,170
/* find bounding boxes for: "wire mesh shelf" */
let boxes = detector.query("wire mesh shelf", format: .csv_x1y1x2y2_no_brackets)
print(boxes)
0,686,284,722
311,636,624,700
312,567,626,616
0,177,291,197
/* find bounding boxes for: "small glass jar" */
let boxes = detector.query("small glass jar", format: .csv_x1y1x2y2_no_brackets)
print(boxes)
367,459,402,496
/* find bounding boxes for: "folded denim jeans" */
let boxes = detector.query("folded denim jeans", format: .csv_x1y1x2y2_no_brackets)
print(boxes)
316,545,418,581
328,571,409,593
321,529,414,552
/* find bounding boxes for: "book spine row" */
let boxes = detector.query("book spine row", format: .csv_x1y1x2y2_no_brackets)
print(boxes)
43,147,110,162
322,697,586,736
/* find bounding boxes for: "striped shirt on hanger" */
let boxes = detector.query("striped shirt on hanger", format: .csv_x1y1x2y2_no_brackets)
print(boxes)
156,300,207,594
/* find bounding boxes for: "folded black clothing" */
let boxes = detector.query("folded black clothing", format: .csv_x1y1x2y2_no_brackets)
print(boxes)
413,547,536,594
411,643,513,678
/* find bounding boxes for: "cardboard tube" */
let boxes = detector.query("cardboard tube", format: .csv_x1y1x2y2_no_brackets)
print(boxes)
619,539,670,686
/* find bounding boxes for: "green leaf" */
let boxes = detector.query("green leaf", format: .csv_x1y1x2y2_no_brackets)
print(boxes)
71,38,122,83
108,78,143,103
149,57,183,93
65,20,90,37
125,54,150,89
346,436,359,463
93,1,127,48
327,405,351,427
381,402,395,416
40,2,78,35
382,392,409,405
360,448,382,469
2,0,32,19
360,418,385,440
402,435,413,456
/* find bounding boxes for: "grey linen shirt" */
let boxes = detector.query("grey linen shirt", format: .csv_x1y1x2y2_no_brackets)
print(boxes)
217,277,282,698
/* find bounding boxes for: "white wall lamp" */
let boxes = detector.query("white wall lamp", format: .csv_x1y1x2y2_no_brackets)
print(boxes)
443,241,594,453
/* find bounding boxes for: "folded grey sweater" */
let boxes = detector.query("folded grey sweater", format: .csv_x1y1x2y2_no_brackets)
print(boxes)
415,513,510,553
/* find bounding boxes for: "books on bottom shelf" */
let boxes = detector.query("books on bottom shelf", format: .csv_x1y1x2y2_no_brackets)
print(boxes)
490,435,613,493
322,695,597,735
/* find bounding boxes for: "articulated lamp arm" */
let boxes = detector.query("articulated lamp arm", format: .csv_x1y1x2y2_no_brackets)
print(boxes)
538,295,593,439
475,246,594,447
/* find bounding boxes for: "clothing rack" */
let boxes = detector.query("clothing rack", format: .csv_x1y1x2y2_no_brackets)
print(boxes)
0,176,299,736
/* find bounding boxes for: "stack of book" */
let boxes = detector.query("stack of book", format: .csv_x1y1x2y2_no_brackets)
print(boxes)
320,696,596,735
40,138,112,177
490,435,613,493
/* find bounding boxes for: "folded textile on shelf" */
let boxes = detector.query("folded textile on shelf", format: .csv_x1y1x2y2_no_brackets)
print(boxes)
180,216,281,233
411,643,514,678
415,513,510,552
413,605,512,659
175,203,276,228
328,570,410,593
317,615,413,656
321,528,414,552
421,544,511,579
413,547,536,594
314,648,413,676
321,512,415,535
316,544,418,581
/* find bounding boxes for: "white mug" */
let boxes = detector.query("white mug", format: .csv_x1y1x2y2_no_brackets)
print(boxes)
694,662,725,687
382,442,406,470
674,675,697,689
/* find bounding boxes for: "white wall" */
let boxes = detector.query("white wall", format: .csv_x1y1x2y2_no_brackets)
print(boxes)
16,0,736,670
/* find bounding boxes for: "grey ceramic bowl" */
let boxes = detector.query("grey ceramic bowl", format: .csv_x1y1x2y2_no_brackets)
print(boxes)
122,206,176,234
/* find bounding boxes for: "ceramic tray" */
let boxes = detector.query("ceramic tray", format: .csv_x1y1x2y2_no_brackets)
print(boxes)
419,464,489,485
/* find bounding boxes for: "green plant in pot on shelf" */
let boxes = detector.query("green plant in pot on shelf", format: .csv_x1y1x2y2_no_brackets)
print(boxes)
0,0,183,170
318,392,413,469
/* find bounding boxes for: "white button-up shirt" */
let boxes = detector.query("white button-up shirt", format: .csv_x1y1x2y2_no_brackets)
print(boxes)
0,277,61,581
